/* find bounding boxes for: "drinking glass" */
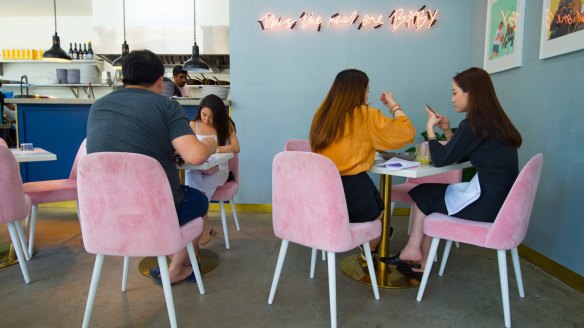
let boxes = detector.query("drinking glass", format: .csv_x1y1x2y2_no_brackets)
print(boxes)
416,143,430,165
20,143,34,152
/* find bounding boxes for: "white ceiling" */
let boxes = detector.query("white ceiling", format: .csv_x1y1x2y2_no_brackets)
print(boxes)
0,0,92,16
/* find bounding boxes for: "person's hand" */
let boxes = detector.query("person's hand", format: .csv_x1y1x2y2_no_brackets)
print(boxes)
380,92,397,108
425,107,441,127
436,115,451,132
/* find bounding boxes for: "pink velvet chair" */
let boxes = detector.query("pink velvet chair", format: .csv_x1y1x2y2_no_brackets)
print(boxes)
23,139,87,256
77,152,205,328
0,142,32,283
284,139,311,151
210,153,240,249
269,151,381,328
416,154,544,328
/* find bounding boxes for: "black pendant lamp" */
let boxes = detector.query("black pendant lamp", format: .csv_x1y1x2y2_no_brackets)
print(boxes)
42,0,72,62
183,0,211,72
112,0,130,69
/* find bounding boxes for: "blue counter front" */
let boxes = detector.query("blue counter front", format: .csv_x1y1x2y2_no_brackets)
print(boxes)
13,99,211,182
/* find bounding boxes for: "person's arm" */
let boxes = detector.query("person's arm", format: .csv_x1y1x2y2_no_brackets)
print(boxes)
217,123,240,153
172,134,217,165
428,119,481,167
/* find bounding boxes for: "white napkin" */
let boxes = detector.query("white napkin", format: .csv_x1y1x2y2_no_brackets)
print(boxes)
207,154,217,162
445,173,481,215
374,157,421,170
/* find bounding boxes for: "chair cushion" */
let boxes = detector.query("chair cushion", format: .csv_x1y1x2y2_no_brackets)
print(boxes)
424,213,492,248
211,181,238,201
391,182,416,203
23,179,78,204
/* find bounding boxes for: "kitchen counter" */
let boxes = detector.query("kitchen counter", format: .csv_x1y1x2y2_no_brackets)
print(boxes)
6,97,229,106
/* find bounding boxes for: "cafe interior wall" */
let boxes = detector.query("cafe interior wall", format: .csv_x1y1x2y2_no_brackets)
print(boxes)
468,0,584,277
230,2,472,201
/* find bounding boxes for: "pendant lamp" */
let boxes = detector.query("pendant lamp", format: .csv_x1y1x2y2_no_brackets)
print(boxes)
42,0,72,62
183,0,211,72
112,0,130,69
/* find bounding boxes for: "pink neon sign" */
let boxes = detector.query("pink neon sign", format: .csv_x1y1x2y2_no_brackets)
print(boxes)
257,6,438,32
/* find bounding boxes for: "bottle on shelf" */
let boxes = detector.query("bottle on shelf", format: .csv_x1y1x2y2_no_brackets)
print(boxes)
86,41,94,60
83,43,88,60
68,43,74,59
73,43,79,60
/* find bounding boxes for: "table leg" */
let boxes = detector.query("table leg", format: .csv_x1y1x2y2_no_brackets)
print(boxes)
138,248,220,278
0,243,18,268
340,174,421,288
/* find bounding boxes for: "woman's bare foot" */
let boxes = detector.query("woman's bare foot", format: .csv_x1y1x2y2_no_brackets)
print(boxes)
168,266,194,283
399,245,423,263
200,224,215,245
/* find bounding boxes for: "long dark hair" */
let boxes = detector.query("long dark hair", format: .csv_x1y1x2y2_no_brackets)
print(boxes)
453,67,522,147
194,94,235,146
309,69,369,152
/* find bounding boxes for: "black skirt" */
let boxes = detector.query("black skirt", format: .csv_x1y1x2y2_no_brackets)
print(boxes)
340,172,384,223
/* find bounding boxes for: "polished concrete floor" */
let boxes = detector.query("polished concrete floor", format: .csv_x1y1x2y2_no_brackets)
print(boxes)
1,206,583,327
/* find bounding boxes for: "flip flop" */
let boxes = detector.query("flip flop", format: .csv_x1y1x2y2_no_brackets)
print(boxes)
148,266,197,285
379,252,422,270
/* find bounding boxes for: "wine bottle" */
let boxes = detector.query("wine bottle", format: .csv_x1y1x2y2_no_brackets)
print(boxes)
86,41,94,60
68,43,74,59
82,43,88,60
73,43,79,60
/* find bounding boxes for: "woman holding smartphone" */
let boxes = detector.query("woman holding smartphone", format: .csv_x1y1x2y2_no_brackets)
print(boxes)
381,67,522,271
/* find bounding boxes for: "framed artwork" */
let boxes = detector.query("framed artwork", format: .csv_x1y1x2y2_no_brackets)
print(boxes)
539,0,584,59
483,0,526,74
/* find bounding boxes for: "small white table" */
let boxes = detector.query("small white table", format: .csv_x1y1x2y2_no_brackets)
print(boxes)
10,148,57,163
182,152,234,170
341,159,472,289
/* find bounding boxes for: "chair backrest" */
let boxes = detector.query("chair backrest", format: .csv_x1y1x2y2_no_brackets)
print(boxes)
485,154,544,249
69,138,87,180
0,138,6,147
284,139,311,152
0,143,30,223
77,152,184,257
272,151,356,252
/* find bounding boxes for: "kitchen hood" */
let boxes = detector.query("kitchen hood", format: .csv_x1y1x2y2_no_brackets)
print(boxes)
96,54,230,73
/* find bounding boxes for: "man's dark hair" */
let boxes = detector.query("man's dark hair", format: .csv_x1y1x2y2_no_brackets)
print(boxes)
122,50,165,86
173,65,187,76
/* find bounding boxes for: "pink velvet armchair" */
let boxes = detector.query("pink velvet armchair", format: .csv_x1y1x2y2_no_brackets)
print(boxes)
269,151,381,328
416,154,544,328
210,153,240,249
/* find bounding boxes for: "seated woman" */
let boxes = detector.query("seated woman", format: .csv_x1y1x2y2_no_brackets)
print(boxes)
185,94,240,245
309,69,416,251
381,67,522,271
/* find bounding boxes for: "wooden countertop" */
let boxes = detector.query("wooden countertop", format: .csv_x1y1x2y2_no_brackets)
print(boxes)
5,97,229,106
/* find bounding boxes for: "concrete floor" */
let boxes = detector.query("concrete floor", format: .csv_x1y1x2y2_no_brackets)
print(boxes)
1,206,583,328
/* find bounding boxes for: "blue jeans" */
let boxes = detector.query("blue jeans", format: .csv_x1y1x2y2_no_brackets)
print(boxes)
177,185,208,226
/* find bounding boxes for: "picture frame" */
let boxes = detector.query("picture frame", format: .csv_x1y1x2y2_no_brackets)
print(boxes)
483,0,526,74
539,0,584,59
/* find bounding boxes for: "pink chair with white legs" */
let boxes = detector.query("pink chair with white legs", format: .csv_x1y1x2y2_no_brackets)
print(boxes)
416,154,544,328
23,139,86,256
269,151,381,328
0,142,32,283
210,153,240,249
77,152,205,328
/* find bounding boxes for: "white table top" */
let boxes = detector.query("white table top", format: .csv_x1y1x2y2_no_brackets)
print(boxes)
181,152,233,170
10,148,57,163
369,160,472,178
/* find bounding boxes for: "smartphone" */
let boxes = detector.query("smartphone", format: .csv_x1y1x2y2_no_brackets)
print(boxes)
425,104,438,115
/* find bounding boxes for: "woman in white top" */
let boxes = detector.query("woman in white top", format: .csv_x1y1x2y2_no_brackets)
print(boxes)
186,94,240,244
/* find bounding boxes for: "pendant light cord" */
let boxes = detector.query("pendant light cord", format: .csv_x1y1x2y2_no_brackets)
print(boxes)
53,0,57,34
193,0,197,44
123,0,127,42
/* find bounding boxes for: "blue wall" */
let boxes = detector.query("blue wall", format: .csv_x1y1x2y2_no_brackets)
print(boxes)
470,0,584,275
231,0,472,203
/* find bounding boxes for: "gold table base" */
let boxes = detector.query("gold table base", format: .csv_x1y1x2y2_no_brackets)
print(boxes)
138,248,220,278
0,244,18,269
340,254,420,289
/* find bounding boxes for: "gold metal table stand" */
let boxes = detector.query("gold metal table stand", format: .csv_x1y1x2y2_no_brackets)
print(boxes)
0,244,18,268
138,249,220,278
340,174,421,288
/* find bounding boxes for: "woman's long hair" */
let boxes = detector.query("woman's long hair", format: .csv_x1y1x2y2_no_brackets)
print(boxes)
453,67,522,147
194,94,236,146
309,69,369,152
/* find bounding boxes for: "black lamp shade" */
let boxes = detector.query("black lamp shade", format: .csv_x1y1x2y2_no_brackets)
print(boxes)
183,44,211,72
42,33,72,62
112,41,130,69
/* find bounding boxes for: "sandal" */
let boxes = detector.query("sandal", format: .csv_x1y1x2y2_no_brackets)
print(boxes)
148,266,197,285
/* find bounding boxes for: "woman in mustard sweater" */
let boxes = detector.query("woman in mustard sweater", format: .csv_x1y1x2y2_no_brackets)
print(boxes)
309,69,416,249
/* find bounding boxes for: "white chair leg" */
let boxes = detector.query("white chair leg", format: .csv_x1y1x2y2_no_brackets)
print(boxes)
15,220,30,261
82,254,104,328
407,205,414,235
390,201,395,218
439,240,453,276
362,243,380,300
511,247,525,298
497,250,512,328
186,243,205,294
455,241,460,248
7,222,30,284
417,237,440,302
121,256,130,292
310,248,317,278
158,256,178,328
322,250,326,261
27,204,38,256
268,240,289,304
229,199,240,231
327,251,337,328
219,201,230,249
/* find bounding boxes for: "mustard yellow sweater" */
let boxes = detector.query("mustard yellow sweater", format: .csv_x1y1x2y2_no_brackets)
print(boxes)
318,105,416,176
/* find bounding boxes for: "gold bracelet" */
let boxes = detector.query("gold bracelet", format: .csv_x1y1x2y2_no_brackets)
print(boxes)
390,103,401,112
391,107,402,115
